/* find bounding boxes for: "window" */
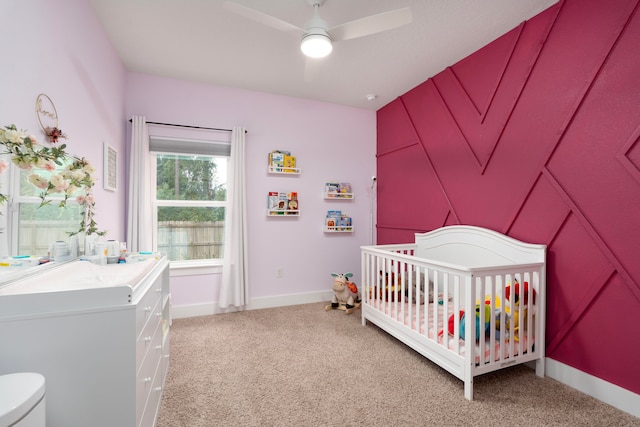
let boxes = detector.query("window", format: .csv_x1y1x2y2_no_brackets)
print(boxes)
150,135,230,265
6,158,83,257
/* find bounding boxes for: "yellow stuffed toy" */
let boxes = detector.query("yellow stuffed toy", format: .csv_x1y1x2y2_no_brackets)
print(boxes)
503,280,537,342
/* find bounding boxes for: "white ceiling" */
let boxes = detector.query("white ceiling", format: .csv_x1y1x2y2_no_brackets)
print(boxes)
89,0,558,110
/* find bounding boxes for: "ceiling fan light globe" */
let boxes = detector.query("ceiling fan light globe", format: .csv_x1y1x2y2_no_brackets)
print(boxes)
301,33,332,58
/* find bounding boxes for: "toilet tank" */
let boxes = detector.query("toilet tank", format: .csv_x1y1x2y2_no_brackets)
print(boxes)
0,372,45,427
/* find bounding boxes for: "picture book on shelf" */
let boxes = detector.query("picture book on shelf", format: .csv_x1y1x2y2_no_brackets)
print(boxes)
325,182,352,198
283,155,296,171
338,217,352,227
338,182,352,194
268,191,299,215
269,150,297,172
287,192,298,213
269,152,285,168
277,192,288,210
325,209,352,230
325,182,339,194
267,192,279,210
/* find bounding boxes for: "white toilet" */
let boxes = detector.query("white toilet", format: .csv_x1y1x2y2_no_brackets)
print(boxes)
0,373,46,427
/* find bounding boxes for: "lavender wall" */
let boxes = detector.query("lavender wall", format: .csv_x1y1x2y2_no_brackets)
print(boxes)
125,73,376,314
0,0,127,245
376,0,640,397
2,0,375,314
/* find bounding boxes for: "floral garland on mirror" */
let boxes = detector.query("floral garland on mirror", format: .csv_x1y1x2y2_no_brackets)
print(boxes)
0,124,105,236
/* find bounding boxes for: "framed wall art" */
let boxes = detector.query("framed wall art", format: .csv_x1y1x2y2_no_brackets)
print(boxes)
103,142,117,191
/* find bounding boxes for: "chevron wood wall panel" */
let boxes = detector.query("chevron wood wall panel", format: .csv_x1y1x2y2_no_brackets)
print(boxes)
376,0,640,395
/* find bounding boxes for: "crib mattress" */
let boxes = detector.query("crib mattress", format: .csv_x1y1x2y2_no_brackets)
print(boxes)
367,299,534,365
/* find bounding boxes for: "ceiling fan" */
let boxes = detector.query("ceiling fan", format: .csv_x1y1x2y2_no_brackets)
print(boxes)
223,0,413,59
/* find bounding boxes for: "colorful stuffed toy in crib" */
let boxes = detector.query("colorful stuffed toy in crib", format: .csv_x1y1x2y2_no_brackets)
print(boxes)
438,309,487,340
502,280,537,341
439,298,507,341
462,303,493,340
505,280,536,305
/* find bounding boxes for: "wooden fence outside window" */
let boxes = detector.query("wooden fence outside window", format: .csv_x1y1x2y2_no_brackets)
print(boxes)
18,220,224,260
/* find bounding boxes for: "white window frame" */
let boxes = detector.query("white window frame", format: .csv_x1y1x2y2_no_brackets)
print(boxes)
5,159,82,257
150,150,229,274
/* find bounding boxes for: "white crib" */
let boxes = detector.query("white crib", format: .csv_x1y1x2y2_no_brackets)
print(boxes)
360,225,546,400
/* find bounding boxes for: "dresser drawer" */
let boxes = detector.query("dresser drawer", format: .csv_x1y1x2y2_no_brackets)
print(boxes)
139,360,163,427
161,329,170,384
136,319,162,423
135,282,162,334
136,304,162,373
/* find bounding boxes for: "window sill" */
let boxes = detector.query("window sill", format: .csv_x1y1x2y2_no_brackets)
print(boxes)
169,260,223,277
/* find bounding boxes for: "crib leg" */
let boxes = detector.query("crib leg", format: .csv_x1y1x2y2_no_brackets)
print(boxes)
464,379,474,401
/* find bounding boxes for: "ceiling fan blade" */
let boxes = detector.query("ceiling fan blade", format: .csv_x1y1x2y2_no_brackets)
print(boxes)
223,1,303,33
328,7,412,42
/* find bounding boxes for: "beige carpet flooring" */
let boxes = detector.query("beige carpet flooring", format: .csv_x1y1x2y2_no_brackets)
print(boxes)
157,302,639,427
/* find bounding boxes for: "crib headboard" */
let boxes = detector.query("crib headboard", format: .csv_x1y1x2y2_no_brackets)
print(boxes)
414,225,546,268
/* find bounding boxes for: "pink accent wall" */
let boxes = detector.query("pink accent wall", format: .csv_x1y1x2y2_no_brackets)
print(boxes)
376,0,640,395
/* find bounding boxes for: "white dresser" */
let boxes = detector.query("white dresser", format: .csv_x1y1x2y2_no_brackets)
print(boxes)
0,256,171,427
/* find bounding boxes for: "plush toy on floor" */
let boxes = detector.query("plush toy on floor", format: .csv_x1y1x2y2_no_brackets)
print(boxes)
325,272,361,314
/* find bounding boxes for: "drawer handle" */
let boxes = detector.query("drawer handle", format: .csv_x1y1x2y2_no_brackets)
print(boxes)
154,386,163,392
144,306,152,313
156,287,162,293
144,377,152,383
155,345,162,351
144,336,152,343
156,312,162,317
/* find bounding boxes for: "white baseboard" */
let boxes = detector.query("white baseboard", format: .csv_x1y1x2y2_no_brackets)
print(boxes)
170,290,334,319
545,358,640,419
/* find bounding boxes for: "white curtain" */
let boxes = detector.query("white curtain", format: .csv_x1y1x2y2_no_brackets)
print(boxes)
219,126,248,308
127,116,153,253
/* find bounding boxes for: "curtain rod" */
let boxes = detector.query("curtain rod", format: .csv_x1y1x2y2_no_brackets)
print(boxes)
129,119,246,133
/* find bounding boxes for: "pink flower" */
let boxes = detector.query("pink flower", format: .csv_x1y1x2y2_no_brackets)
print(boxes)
28,174,49,189
0,161,7,174
50,174,69,192
76,195,86,205
35,158,56,171
12,157,32,170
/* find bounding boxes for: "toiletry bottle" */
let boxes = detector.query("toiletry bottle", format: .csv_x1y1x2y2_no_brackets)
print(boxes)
118,241,127,263
95,243,107,265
